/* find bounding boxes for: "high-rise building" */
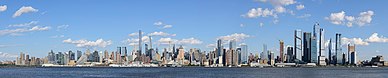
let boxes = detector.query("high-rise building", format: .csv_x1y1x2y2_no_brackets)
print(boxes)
294,30,303,61
48,50,56,64
302,32,311,63
138,30,142,56
77,50,82,60
328,38,332,65
240,44,248,64
217,39,222,57
279,40,284,63
311,24,318,63
318,28,326,65
335,33,343,65
69,50,75,60
260,44,268,64
286,46,294,63
348,44,356,65
123,47,127,56
177,45,185,64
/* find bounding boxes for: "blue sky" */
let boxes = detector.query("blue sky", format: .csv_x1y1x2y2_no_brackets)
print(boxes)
0,0,387,61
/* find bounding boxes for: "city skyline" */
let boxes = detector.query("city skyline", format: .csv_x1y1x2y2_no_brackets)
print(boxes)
1,0,388,61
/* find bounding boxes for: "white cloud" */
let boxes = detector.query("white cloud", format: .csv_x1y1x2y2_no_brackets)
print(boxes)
366,33,388,43
243,8,277,18
296,4,305,10
342,37,369,46
206,43,216,48
154,21,163,26
147,31,176,37
162,25,172,29
158,38,178,45
297,14,311,18
325,10,374,27
217,33,251,42
128,32,144,37
178,38,202,45
243,0,302,24
63,38,112,48
0,52,18,61
0,5,7,12
8,21,39,27
123,36,150,46
356,10,374,26
325,11,346,25
13,6,38,18
0,26,50,36
56,25,69,31
154,21,173,29
275,6,286,13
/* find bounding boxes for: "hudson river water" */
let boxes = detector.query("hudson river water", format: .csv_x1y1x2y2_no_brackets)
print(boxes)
0,67,387,78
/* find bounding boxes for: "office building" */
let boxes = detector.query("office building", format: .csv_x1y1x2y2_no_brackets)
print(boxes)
336,33,343,65
303,32,311,63
279,40,284,63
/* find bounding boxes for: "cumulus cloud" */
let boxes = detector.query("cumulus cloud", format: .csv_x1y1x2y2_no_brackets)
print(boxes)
243,0,301,24
128,32,144,37
0,5,7,12
178,38,203,45
8,21,39,27
217,33,251,42
342,37,369,46
0,26,50,36
0,52,18,61
154,21,173,29
296,4,305,10
158,38,178,45
123,36,150,46
243,8,277,18
366,33,388,43
13,6,38,18
63,38,112,48
147,31,176,37
356,11,374,26
325,10,374,27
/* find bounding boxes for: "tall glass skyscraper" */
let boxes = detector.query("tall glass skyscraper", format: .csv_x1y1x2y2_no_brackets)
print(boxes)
336,33,343,65
303,32,311,63
240,44,248,64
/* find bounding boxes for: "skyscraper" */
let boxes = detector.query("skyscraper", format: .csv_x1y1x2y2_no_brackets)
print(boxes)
286,46,294,63
294,30,303,61
302,32,311,63
318,28,326,65
311,24,318,63
348,44,356,65
336,33,343,65
240,44,248,64
279,40,284,63
217,39,222,57
138,30,142,56
328,38,332,65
